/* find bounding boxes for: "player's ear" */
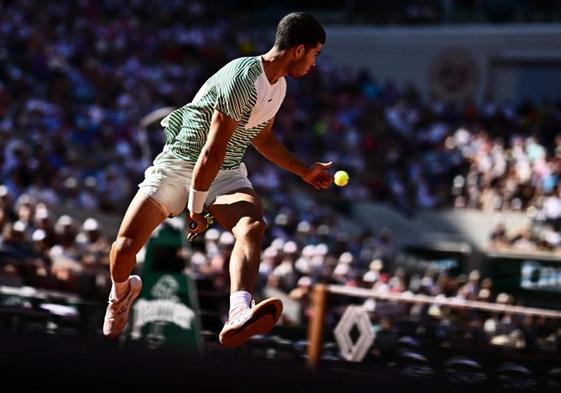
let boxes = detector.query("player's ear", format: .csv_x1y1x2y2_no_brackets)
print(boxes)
293,44,306,59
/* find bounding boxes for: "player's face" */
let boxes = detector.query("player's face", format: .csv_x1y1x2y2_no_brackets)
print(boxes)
288,43,322,79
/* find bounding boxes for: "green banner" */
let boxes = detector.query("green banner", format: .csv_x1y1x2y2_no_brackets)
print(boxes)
127,223,203,354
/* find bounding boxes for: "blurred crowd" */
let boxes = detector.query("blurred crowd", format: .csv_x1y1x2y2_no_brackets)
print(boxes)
3,1,561,252
0,188,111,298
2,1,561,208
191,223,561,359
2,188,559,360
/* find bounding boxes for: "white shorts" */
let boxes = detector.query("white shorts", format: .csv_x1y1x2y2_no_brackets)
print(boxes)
138,146,253,217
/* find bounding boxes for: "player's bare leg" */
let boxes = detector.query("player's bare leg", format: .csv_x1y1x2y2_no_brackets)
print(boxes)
208,188,283,347
103,192,167,338
209,188,264,293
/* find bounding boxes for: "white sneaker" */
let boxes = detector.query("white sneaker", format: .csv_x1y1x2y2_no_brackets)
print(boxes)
219,297,283,348
103,275,143,338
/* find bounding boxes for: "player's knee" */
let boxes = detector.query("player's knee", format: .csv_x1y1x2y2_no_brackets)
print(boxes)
233,217,266,241
111,236,140,259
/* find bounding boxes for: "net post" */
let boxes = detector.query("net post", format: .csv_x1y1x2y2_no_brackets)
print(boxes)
306,283,327,370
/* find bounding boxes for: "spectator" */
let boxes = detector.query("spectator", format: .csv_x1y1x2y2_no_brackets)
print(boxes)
372,317,399,363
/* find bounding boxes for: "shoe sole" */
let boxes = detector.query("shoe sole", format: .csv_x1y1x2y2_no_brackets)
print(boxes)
104,277,143,339
219,298,283,348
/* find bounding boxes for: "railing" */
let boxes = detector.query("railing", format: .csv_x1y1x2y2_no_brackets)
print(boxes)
306,284,561,369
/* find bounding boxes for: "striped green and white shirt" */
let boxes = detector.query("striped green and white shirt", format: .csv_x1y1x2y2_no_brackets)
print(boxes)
161,56,287,169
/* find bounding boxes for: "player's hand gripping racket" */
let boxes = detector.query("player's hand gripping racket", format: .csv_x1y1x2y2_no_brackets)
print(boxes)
186,212,214,241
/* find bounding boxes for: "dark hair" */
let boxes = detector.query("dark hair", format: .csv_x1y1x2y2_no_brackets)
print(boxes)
274,12,326,50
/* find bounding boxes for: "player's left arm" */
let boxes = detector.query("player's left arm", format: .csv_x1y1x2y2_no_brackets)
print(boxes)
251,118,333,190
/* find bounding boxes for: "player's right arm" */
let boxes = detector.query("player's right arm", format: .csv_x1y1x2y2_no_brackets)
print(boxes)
187,110,238,235
191,110,238,192
187,60,256,237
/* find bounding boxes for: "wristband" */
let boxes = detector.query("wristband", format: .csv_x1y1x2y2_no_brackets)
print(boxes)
187,188,208,214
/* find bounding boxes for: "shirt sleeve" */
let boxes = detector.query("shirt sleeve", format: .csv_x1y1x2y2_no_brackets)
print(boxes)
214,74,257,122
246,117,274,139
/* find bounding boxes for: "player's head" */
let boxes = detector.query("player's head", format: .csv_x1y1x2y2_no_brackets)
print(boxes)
274,12,326,79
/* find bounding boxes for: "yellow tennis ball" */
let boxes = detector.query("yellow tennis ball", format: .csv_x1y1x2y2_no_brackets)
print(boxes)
334,170,349,187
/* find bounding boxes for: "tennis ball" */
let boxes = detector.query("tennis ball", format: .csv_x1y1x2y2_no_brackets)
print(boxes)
334,170,349,187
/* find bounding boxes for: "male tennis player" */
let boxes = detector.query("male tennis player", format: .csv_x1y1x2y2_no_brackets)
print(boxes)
103,12,332,348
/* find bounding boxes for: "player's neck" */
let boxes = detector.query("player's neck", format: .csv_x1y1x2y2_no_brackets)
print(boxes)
260,48,288,84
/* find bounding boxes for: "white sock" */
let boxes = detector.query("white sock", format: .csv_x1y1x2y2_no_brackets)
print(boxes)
111,277,130,301
229,290,252,315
